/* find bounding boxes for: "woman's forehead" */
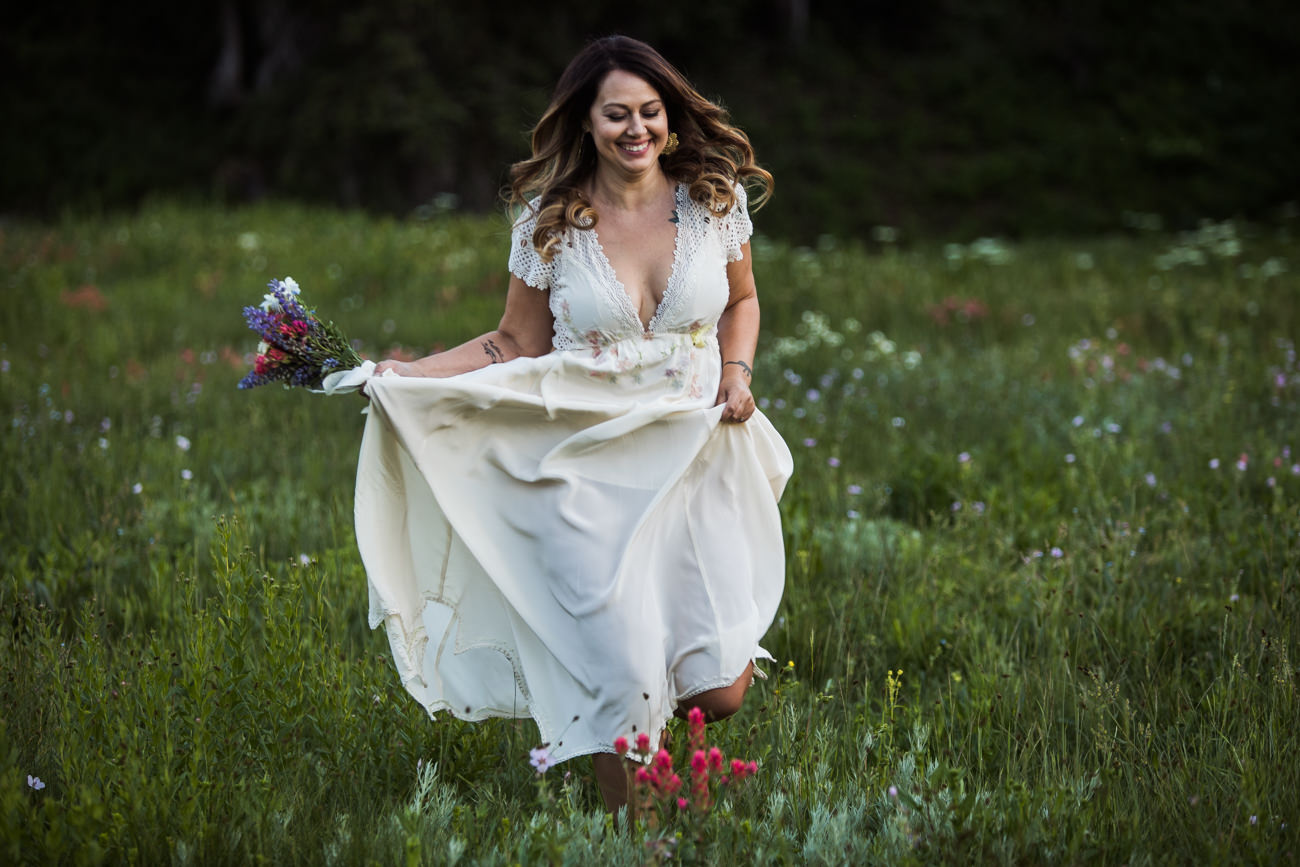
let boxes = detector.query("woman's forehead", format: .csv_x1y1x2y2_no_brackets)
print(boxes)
592,69,662,109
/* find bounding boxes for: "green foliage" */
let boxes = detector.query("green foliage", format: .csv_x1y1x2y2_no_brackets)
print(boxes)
1,202,1298,862
5,1,1300,240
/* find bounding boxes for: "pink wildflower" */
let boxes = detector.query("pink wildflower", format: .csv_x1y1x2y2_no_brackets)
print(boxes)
613,736,628,756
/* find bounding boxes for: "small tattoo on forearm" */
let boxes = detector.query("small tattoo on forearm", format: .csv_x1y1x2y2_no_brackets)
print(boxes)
482,339,505,363
724,359,752,379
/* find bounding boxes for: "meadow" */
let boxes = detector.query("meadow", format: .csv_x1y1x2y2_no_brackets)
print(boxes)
1,201,1297,864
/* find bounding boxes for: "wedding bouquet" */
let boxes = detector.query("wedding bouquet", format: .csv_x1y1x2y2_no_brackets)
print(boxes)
238,277,371,393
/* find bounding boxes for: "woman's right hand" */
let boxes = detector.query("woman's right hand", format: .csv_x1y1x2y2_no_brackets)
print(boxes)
374,359,418,377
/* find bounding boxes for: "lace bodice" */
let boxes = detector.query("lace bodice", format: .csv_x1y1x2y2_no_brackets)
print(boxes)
509,183,753,352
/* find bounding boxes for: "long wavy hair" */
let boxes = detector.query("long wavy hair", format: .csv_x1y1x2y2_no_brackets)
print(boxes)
508,35,773,261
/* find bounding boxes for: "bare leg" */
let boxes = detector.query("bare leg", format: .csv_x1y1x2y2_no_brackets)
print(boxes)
596,662,753,812
676,661,754,722
593,753,629,813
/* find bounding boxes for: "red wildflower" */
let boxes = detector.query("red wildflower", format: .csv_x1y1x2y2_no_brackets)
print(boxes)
60,285,108,312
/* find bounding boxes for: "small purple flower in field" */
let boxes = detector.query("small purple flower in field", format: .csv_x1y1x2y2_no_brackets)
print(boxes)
973,501,986,514
529,746,552,774
847,484,863,495
1065,453,1076,464
774,398,786,410
1209,458,1220,469
1032,550,1044,559
1106,422,1121,434
98,438,108,450
181,469,193,481
958,452,971,464
758,397,769,410
846,509,861,519
1050,547,1064,558
1236,453,1249,471
1144,473,1157,487
1267,477,1276,488
1292,464,1300,476
1229,593,1240,603
132,482,143,494
793,408,806,419
803,437,817,447
64,410,74,424
951,501,962,512
299,553,311,566
1277,373,1287,388
806,388,821,402
852,368,864,380
891,417,905,428
100,417,111,432
1250,815,1257,825
27,775,45,790
827,456,840,468
1072,415,1085,427
0,360,8,373
176,435,191,451
783,369,802,385
1160,421,1172,434
372,693,381,704
888,786,898,798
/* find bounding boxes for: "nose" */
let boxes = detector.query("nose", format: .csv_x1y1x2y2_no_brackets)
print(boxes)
626,114,646,135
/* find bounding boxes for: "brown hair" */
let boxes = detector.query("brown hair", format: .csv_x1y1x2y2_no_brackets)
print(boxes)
508,35,772,261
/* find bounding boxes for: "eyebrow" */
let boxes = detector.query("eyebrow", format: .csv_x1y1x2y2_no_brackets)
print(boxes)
601,99,663,111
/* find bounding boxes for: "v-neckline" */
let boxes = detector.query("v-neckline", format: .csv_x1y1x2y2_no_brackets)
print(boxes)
588,183,684,335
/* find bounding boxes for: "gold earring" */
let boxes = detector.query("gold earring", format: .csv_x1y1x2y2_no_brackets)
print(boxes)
662,132,679,156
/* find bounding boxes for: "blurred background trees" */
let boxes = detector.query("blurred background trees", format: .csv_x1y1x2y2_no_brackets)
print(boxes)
4,0,1297,241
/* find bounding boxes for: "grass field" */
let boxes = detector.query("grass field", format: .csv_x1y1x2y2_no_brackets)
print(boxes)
2,202,1297,864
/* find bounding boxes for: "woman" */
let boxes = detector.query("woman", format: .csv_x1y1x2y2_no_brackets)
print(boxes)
358,35,791,810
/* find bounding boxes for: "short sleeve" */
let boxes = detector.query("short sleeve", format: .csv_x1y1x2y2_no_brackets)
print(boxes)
719,182,754,263
508,204,556,291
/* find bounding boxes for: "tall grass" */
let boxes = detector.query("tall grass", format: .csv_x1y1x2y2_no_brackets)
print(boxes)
1,203,1296,863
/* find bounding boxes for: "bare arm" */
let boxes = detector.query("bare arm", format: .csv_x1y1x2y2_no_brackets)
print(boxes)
715,242,759,423
375,275,555,378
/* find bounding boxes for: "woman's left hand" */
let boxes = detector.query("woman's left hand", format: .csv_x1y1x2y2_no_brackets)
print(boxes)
716,371,756,423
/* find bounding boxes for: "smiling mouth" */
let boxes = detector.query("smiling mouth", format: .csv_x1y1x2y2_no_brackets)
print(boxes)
619,141,651,154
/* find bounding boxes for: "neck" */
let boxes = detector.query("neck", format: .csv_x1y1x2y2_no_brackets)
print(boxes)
589,166,672,211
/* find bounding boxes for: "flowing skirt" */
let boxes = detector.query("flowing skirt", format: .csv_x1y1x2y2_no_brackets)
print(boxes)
355,336,791,763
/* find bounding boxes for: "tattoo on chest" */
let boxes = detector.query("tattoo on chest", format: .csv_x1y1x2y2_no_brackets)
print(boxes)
482,339,505,363
669,209,679,224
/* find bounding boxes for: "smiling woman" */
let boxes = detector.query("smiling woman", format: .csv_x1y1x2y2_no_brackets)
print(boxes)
359,35,789,814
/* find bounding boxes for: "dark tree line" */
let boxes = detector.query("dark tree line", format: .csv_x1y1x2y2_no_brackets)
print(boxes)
5,0,1298,240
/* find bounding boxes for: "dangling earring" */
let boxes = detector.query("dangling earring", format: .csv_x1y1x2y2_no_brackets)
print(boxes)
662,132,679,156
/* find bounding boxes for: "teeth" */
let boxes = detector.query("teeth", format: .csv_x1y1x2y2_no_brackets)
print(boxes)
622,142,649,153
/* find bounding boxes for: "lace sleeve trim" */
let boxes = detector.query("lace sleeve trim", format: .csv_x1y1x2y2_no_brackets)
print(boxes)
720,182,753,263
508,205,555,291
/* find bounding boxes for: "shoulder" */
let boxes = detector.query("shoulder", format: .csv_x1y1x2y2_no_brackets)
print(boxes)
508,198,559,290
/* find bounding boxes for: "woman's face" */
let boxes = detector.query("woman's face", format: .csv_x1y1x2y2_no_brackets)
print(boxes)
586,69,669,178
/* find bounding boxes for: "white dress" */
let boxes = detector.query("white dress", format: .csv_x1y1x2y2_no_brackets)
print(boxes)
355,182,792,763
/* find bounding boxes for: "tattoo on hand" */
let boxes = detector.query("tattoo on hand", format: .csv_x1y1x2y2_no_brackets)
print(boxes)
724,359,752,379
482,339,505,363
